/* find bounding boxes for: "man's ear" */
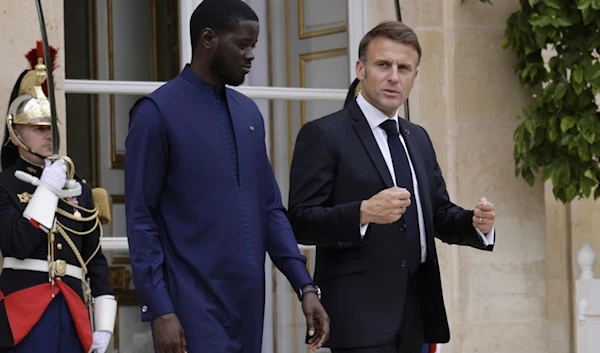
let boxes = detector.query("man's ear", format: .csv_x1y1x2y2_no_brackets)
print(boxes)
199,28,218,50
356,60,365,80
412,69,419,85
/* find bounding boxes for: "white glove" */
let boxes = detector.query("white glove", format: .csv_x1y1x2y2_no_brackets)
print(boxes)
40,159,67,193
88,331,112,353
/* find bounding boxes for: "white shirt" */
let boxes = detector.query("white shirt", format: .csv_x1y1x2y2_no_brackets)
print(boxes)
356,93,495,262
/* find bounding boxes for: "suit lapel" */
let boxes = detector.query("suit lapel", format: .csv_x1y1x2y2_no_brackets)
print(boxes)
398,118,434,236
348,101,394,188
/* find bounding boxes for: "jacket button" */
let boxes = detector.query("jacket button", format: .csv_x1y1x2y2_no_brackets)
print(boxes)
400,259,407,268
399,224,407,232
141,305,148,313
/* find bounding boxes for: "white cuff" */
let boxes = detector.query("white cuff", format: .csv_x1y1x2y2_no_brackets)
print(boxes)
22,184,59,230
475,225,495,246
94,295,117,334
360,223,369,239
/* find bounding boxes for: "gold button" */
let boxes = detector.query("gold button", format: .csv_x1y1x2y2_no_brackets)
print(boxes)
57,243,63,250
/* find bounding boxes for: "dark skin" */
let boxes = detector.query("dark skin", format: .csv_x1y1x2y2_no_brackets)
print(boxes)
153,20,330,353
301,290,331,351
190,20,258,88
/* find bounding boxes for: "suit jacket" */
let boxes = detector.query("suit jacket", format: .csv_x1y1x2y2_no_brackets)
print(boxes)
287,100,494,348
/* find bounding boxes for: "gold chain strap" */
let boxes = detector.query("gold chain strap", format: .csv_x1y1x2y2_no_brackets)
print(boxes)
53,202,105,305
55,218,99,236
56,207,98,222
55,225,88,274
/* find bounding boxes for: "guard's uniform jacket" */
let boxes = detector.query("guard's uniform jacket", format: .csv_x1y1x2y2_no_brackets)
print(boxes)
0,157,113,351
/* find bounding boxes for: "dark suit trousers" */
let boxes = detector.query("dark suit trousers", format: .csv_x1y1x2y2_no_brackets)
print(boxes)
331,271,424,353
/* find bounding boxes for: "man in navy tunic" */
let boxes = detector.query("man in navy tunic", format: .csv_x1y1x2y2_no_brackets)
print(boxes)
124,1,330,352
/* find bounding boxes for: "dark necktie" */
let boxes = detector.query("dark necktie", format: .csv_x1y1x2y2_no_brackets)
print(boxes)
380,119,421,273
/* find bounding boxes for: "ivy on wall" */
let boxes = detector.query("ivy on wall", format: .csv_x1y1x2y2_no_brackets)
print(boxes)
500,0,600,203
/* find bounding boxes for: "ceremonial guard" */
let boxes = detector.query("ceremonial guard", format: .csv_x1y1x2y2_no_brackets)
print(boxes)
0,43,116,353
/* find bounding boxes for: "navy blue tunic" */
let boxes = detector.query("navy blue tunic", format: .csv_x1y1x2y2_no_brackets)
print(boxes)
125,65,312,352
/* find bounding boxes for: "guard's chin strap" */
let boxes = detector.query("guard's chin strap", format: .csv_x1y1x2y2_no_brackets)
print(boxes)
5,115,47,161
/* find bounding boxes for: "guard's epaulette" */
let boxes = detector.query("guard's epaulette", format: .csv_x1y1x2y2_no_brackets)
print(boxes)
91,187,111,225
74,174,111,225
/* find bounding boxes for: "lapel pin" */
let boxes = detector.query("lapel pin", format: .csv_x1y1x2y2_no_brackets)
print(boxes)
250,126,255,131
405,129,410,135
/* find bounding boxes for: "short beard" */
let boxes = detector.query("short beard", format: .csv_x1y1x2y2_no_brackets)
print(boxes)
210,49,245,87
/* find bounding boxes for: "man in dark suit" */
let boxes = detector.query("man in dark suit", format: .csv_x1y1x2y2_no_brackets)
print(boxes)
288,21,496,353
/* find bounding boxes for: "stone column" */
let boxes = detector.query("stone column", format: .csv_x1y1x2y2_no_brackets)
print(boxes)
546,177,600,353
367,1,550,352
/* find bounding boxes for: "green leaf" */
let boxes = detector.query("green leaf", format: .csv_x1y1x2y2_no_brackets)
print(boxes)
522,167,536,186
560,116,577,132
534,128,545,146
586,63,600,82
581,177,593,197
535,32,548,48
529,0,540,7
573,68,584,84
554,17,572,27
592,0,600,10
594,186,600,200
578,0,592,10
565,183,578,201
551,164,562,185
548,129,558,142
578,143,591,160
525,119,537,134
562,163,572,184
530,15,553,27
554,81,568,100
521,65,531,81
574,81,585,95
544,0,561,9
584,169,595,180
583,129,596,144
582,6,594,25
548,56,559,69
541,165,554,181
560,134,574,146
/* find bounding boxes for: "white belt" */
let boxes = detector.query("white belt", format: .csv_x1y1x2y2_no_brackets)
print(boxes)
3,257,84,281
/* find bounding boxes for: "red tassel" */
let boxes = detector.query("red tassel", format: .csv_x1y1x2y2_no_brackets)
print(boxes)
24,41,59,97
36,41,43,63
25,41,58,71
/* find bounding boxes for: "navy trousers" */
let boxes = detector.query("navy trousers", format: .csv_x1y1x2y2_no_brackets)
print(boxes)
7,293,84,353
